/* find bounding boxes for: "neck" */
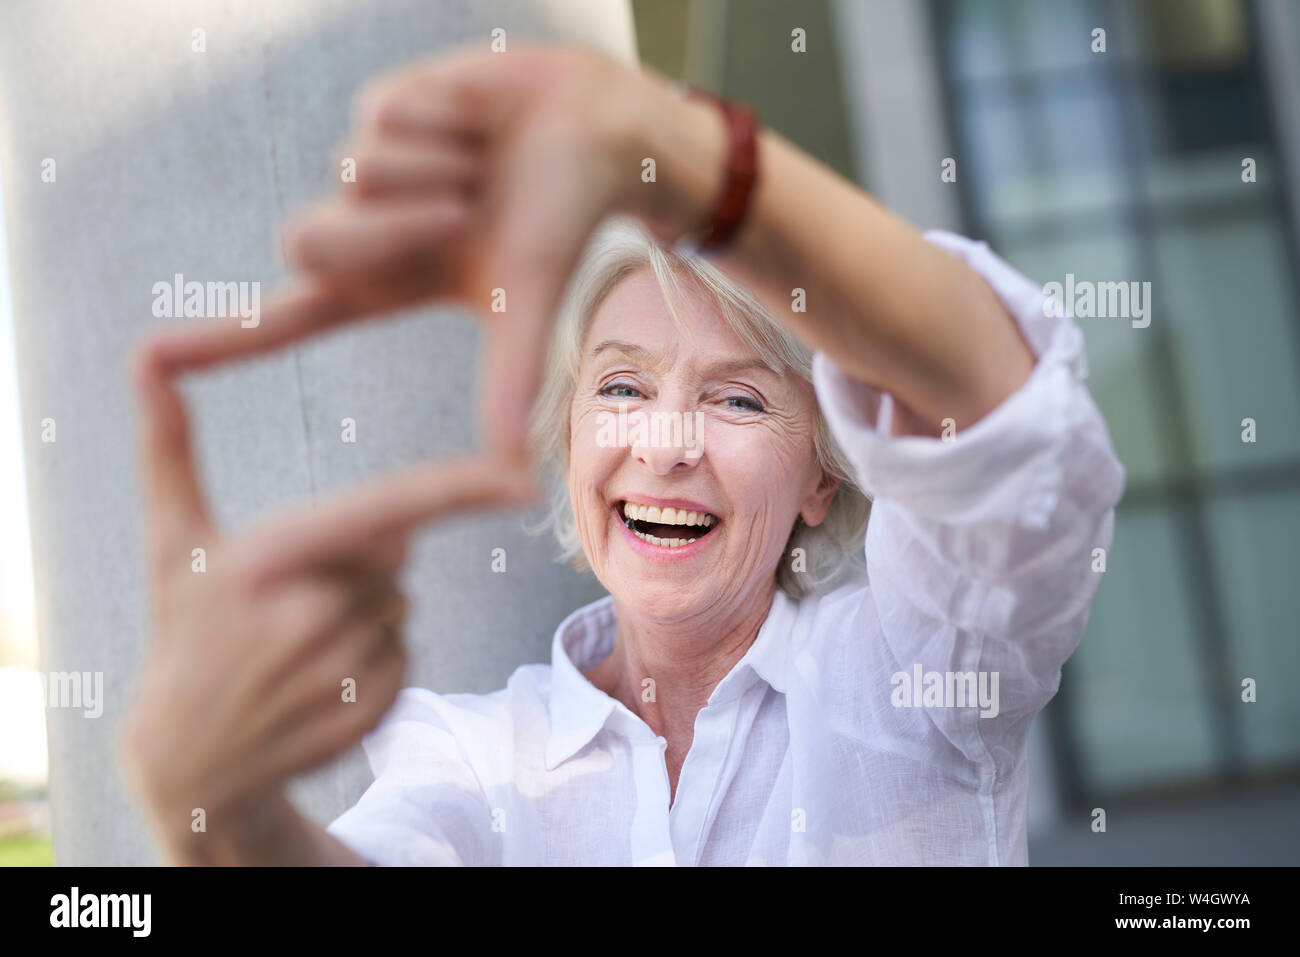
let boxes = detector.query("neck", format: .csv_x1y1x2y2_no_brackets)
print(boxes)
587,581,776,744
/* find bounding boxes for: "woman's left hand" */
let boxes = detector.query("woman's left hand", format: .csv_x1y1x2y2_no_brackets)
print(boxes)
145,43,693,466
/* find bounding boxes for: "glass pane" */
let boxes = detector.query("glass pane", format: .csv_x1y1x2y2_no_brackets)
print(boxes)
1071,504,1219,791
1120,0,1250,71
958,82,1131,226
943,0,1135,82
998,230,1176,486
1205,489,1300,769
1150,214,1300,471
1140,145,1279,209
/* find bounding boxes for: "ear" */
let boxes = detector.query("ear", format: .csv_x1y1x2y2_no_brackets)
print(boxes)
799,469,841,528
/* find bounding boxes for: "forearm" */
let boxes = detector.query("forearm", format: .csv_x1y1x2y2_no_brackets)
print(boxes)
628,71,1035,432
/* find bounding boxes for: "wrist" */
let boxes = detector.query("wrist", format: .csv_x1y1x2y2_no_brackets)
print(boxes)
119,720,281,865
615,72,730,245
150,790,297,866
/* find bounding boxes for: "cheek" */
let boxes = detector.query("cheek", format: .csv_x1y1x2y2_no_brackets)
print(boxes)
568,398,611,455
567,406,622,520
708,417,813,504
566,467,610,570
570,417,616,477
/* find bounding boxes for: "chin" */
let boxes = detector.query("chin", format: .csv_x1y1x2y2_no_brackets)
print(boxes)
615,575,713,616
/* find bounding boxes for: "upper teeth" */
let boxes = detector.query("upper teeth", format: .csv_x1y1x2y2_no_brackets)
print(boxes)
622,502,717,526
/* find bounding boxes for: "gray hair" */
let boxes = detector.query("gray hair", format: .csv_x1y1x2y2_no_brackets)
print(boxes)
524,216,869,601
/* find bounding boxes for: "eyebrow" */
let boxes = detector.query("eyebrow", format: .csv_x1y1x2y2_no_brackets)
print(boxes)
589,339,778,380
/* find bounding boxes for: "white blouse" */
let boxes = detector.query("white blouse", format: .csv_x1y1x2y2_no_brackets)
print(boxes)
326,231,1126,866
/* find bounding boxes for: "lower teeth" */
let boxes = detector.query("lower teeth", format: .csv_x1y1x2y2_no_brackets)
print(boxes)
632,527,695,548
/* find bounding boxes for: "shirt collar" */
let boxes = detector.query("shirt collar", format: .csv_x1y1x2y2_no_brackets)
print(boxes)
544,587,796,771
707,586,793,705
545,595,621,771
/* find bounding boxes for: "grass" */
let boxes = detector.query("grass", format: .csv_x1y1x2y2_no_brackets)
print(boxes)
0,832,54,866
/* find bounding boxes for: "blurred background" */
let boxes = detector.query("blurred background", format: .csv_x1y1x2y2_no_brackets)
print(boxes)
2,0,1297,865
631,0,1300,865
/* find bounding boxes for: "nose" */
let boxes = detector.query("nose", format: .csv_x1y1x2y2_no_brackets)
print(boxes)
631,400,705,474
635,442,698,475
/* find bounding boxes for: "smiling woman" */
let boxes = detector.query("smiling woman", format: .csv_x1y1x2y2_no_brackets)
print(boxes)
119,43,1125,867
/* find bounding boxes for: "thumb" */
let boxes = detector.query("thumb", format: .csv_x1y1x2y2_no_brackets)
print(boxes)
473,127,606,466
477,286,557,469
131,340,213,563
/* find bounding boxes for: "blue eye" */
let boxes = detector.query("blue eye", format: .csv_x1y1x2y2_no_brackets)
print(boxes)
599,382,763,412
599,383,642,399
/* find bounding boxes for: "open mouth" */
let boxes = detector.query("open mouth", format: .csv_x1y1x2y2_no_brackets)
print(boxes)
617,500,720,549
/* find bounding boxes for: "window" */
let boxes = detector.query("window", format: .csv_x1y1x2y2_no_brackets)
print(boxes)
933,0,1300,801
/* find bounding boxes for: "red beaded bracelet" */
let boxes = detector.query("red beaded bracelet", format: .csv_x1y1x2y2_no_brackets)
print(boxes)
679,85,759,253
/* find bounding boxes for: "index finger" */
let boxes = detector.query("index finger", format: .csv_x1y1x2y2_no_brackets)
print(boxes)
144,280,358,374
236,455,541,586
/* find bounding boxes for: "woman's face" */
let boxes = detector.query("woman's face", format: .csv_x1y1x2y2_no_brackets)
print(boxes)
567,266,839,625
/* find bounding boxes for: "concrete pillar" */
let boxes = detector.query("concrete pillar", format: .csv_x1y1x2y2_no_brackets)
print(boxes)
829,0,963,231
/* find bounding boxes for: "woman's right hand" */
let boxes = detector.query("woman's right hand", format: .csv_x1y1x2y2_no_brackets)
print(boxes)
118,342,537,864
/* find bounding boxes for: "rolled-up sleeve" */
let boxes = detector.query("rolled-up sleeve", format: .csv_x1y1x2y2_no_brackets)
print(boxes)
810,230,1126,743
326,688,496,866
